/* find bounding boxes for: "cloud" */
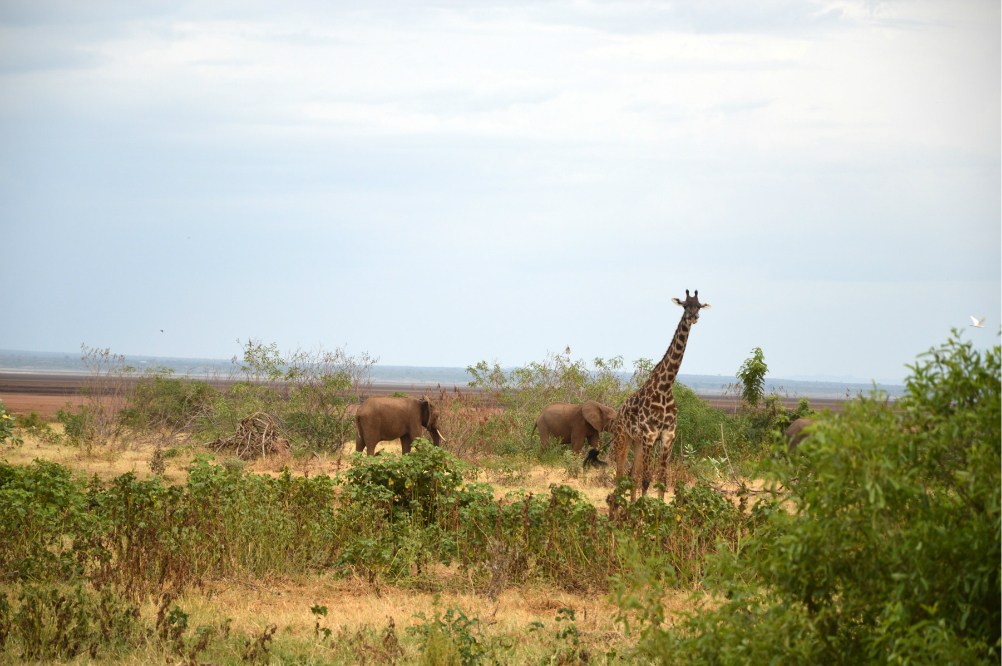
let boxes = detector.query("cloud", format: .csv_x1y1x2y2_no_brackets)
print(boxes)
0,0,997,380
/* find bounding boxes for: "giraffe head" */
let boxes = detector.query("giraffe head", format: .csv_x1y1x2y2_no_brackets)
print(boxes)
671,289,711,324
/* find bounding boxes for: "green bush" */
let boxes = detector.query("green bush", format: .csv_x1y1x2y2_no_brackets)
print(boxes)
16,410,46,429
408,605,509,666
55,400,116,445
626,331,1001,665
1,434,757,600
672,384,729,460
1,584,144,661
736,347,768,409
0,401,21,448
459,351,726,464
341,442,468,523
118,368,218,433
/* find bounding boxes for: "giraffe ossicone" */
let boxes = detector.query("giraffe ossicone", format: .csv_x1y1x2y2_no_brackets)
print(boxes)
612,289,711,503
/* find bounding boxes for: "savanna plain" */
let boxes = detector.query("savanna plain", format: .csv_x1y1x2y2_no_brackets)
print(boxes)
0,334,998,665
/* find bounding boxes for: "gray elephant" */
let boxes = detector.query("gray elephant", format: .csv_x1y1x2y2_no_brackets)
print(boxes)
532,400,618,454
784,417,816,454
355,396,445,455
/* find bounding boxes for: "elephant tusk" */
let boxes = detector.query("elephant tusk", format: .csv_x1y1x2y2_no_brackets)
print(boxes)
436,430,448,443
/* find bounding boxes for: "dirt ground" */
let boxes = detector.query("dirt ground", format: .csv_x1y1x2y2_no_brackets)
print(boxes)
0,371,847,419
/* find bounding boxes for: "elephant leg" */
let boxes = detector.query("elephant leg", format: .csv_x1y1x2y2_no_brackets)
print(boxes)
571,429,585,454
367,435,378,456
655,429,675,500
538,425,550,450
586,432,599,453
355,435,366,453
400,434,413,454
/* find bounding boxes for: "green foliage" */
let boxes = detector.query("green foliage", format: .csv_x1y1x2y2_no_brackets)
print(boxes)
341,442,467,523
12,410,62,446
408,605,509,666
110,341,375,455
283,344,374,452
15,410,46,429
237,338,292,383
119,367,218,434
459,350,722,463
56,403,97,444
1,444,752,601
736,347,768,409
727,393,815,456
3,584,144,661
672,384,729,460
628,331,1001,665
0,401,22,449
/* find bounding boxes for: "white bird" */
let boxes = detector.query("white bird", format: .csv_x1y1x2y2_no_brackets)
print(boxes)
970,316,985,328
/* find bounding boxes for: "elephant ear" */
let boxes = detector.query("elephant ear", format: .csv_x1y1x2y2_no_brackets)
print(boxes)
419,398,431,427
582,401,604,431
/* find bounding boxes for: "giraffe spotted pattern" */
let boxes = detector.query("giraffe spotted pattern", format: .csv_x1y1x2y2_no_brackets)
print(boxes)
612,290,710,502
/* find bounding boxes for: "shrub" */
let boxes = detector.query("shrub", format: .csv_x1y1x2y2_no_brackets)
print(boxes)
283,345,375,453
56,403,97,444
408,605,507,666
119,368,218,435
459,351,718,462
341,442,467,523
672,384,729,460
0,401,21,449
736,347,768,409
626,331,1001,665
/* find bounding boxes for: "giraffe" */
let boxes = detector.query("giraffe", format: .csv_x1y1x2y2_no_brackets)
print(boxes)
612,289,710,502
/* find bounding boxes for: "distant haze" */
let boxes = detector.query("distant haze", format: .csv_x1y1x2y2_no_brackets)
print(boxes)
1,1,998,385
0,348,905,399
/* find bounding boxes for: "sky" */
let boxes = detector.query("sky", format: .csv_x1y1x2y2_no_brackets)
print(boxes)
1,0,999,384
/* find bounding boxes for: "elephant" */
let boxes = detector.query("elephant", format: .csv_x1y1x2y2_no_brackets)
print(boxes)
784,417,816,454
532,400,618,454
355,396,445,455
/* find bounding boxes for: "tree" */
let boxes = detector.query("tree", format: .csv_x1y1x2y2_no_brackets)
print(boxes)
736,347,768,409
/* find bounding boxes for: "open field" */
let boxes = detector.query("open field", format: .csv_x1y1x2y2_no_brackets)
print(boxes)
0,334,996,665
0,428,719,665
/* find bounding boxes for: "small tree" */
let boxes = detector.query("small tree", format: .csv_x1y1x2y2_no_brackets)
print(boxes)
0,400,22,448
736,347,768,409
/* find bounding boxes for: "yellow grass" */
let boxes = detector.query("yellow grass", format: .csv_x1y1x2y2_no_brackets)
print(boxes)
2,429,732,663
6,430,641,508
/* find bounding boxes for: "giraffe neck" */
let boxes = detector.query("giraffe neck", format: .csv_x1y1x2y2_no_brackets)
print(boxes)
647,316,692,396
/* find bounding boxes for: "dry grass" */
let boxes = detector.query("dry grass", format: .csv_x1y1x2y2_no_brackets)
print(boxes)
2,429,734,664
8,431,668,510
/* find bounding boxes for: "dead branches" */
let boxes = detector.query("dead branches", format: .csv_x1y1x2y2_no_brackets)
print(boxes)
210,412,289,460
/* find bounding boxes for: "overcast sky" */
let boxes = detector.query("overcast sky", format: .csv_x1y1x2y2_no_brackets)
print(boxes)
1,0,999,383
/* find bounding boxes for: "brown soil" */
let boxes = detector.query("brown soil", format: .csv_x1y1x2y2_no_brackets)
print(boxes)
1,372,848,419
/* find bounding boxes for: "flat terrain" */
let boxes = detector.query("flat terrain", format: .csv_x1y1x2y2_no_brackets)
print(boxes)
0,371,849,418
1,426,713,663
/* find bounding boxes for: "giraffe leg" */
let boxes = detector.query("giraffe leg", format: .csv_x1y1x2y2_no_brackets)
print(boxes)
630,437,645,502
656,429,675,500
614,429,630,483
642,441,654,496
635,432,658,499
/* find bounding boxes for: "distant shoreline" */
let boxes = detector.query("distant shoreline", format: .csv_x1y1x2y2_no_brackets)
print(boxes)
0,349,905,399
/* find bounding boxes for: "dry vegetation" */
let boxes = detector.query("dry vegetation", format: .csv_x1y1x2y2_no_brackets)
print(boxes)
1,333,997,665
